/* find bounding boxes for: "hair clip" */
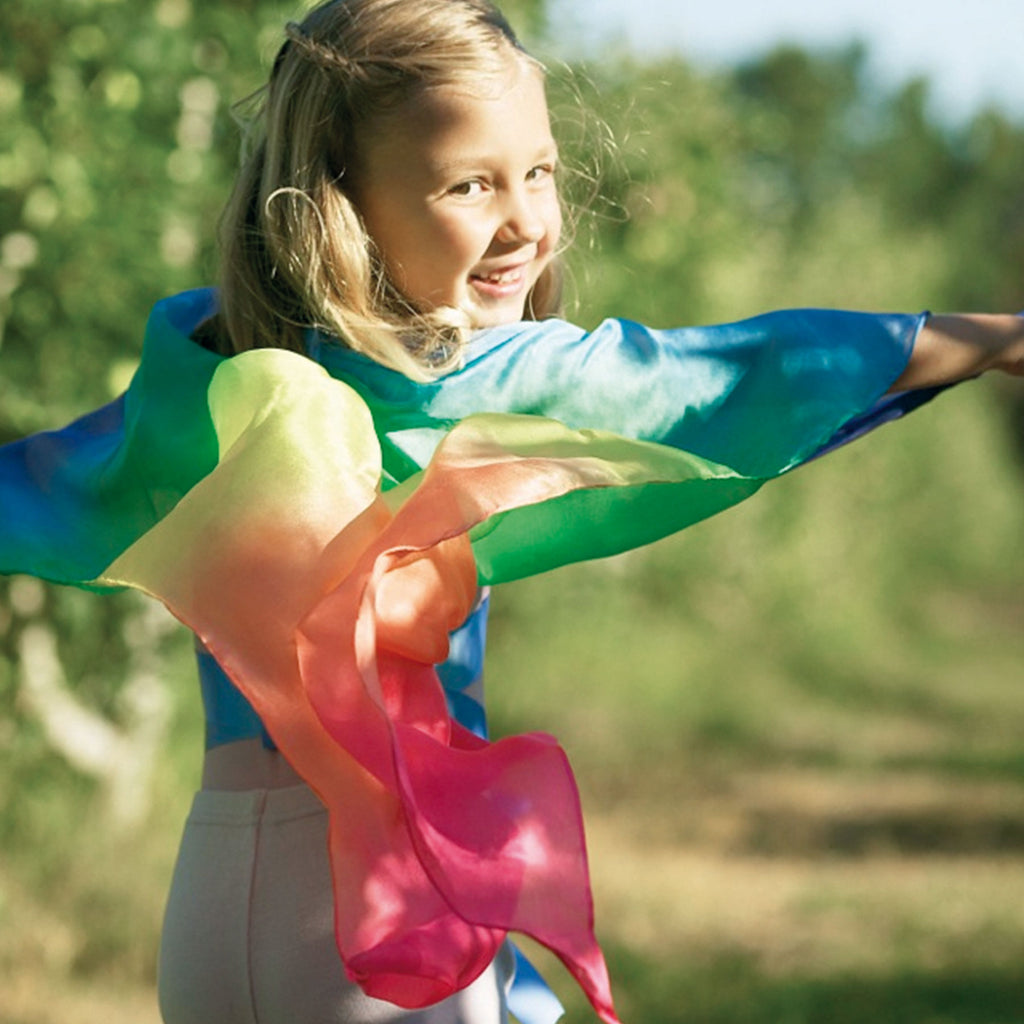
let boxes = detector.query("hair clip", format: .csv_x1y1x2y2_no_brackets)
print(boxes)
277,20,359,77
284,21,309,46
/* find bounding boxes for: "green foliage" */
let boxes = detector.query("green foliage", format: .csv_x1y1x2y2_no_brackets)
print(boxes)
553,41,1024,326
0,0,297,436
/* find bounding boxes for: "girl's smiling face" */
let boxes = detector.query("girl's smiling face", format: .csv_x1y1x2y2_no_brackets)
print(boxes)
349,58,562,329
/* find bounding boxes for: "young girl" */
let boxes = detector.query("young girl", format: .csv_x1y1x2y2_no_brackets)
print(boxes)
2,1,1023,1023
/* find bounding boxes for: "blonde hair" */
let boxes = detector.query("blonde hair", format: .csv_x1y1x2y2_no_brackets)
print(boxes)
209,0,564,377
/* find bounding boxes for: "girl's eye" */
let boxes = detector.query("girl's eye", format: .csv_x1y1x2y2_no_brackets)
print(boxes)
448,180,485,198
527,164,555,183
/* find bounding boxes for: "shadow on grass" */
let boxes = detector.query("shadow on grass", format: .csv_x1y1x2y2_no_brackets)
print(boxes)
742,805,1024,858
582,947,1024,1024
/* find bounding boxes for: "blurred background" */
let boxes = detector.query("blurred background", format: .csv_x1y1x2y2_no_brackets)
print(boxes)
2,1,1023,1021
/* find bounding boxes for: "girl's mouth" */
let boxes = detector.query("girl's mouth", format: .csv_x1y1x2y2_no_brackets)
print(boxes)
470,265,528,298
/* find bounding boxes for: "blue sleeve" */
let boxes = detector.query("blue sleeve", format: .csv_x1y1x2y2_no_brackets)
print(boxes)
319,309,925,477
0,290,222,584
457,310,924,474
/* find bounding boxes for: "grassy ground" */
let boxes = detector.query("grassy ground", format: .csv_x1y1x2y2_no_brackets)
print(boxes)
6,784,1024,1024
7,771,1024,1024
576,774,1024,1023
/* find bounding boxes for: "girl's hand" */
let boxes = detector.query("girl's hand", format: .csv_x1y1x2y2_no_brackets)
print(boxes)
889,313,1024,391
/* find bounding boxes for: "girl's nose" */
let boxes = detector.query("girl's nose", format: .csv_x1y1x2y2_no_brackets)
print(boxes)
497,189,546,245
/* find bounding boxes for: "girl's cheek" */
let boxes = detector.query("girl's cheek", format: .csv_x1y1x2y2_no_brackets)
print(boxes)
544,195,563,248
432,210,483,248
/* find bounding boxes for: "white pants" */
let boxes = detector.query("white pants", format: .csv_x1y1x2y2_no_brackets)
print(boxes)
158,785,512,1024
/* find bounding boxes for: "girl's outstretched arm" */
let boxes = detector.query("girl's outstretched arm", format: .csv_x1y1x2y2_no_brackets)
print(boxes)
890,314,1024,391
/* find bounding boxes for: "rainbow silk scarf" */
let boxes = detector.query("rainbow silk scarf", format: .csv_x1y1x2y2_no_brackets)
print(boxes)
0,290,941,1023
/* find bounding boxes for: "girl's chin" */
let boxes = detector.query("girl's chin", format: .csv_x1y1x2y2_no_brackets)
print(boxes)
467,310,527,330
463,295,531,329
